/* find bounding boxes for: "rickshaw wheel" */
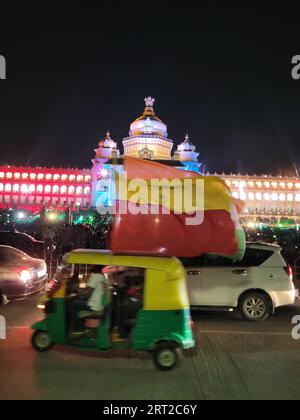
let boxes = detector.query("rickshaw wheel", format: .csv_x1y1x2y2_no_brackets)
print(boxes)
32,330,53,352
152,341,180,371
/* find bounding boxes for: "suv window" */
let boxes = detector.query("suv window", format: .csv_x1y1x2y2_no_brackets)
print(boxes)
181,254,234,267
234,248,274,267
181,248,274,268
180,255,206,267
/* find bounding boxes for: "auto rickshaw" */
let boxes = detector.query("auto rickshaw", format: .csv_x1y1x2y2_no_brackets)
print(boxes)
31,249,195,370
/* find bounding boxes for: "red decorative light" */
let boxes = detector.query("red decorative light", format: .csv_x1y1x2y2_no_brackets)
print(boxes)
0,165,92,212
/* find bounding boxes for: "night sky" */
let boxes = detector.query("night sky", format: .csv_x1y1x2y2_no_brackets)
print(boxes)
1,2,300,175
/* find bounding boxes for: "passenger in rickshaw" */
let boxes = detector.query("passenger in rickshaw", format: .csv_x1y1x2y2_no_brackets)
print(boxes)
66,265,106,336
111,270,144,342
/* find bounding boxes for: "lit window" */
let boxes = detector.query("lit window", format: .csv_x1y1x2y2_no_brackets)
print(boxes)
84,186,91,195
61,174,68,181
77,175,84,182
264,193,270,201
239,181,246,187
232,191,239,199
287,183,294,189
271,182,278,188
256,182,262,188
6,172,13,179
248,192,254,200
263,182,270,188
295,194,300,202
13,184,19,192
69,175,76,181
240,192,246,200
68,186,75,194
85,175,91,182
0,172,4,179
295,183,300,189
60,185,67,194
21,184,28,193
38,173,44,180
247,181,254,188
30,173,37,180
279,193,286,202
100,169,108,178
37,185,43,193
29,184,35,193
52,185,59,194
45,185,51,194
22,173,28,179
14,172,21,179
279,182,286,188
4,183,11,192
53,174,60,181
287,193,294,202
76,186,83,195
0,183,3,191
46,174,52,180
232,181,239,187
271,193,278,201
225,180,231,187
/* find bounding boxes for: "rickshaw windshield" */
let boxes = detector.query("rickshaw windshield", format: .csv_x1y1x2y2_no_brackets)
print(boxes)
46,263,74,297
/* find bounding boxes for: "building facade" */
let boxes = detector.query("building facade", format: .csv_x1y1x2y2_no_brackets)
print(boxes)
1,97,300,223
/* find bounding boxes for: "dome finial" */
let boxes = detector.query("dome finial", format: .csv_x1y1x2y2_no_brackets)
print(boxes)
144,96,155,108
106,130,110,138
185,133,189,141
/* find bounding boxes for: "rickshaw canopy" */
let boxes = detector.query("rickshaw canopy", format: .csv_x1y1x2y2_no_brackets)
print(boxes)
65,249,189,311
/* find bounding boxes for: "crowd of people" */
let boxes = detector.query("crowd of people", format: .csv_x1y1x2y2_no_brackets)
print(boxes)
2,217,300,267
245,227,300,265
2,219,111,258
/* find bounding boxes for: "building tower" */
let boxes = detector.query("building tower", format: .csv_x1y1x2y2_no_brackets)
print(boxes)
91,131,119,207
173,134,201,173
122,97,173,160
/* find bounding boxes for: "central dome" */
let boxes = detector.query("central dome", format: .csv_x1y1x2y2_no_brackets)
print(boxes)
129,97,168,138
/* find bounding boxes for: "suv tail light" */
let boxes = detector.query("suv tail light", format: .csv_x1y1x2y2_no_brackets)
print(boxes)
284,265,293,281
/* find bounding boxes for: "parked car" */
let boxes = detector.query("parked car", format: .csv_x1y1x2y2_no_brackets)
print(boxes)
182,242,296,321
0,231,44,259
0,245,48,303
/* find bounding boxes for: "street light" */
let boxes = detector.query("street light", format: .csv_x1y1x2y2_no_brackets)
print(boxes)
17,211,25,220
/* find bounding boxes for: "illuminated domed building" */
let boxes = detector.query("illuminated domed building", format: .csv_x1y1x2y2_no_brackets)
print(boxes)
123,97,173,160
0,96,300,225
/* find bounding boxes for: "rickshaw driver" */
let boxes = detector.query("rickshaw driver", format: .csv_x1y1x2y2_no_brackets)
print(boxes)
66,265,106,336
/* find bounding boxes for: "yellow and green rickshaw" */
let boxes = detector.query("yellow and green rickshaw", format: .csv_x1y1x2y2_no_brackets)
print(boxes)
31,249,195,370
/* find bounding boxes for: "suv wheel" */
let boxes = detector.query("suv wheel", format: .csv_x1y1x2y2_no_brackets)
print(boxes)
239,292,271,322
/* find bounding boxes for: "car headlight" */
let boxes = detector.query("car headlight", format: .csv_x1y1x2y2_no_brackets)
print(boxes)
18,270,32,284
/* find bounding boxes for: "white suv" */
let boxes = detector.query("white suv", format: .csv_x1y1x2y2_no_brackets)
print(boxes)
182,242,296,321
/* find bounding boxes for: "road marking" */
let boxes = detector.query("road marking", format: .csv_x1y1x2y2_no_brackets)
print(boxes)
7,326,30,330
199,329,292,336
5,326,294,337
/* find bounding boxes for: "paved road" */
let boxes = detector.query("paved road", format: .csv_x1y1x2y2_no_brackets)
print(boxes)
0,295,300,400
